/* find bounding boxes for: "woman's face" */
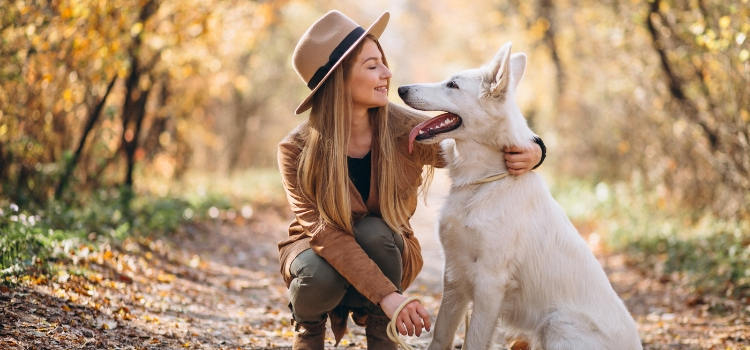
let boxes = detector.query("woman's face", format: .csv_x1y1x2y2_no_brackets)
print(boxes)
347,39,392,112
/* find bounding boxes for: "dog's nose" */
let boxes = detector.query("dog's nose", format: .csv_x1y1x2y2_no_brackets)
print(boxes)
397,86,409,98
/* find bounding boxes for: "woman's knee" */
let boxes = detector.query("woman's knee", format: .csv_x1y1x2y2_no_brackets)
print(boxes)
352,217,404,290
289,250,348,321
353,217,403,252
291,250,347,293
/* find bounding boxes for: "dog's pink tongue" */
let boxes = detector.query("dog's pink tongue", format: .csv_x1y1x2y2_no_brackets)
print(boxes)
408,113,459,154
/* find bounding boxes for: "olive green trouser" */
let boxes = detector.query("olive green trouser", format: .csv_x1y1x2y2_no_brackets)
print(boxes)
288,216,405,324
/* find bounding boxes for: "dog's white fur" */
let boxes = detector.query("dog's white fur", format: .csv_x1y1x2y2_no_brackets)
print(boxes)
399,43,642,350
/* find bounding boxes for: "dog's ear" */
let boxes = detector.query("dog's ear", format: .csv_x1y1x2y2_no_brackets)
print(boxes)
509,53,527,92
488,42,513,98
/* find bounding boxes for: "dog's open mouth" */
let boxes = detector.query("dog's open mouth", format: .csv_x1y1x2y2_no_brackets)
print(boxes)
408,112,462,153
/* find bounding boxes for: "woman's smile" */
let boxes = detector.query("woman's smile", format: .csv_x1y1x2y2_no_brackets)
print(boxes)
348,39,392,113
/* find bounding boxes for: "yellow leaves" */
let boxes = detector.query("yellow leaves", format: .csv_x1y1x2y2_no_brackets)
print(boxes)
741,110,750,122
26,25,37,37
142,314,161,324
156,273,176,283
740,49,750,63
653,97,664,110
87,273,103,283
657,197,667,210
233,76,250,92
176,119,188,134
59,26,75,40
72,33,91,51
131,22,144,37
719,16,731,30
96,316,118,330
618,140,630,155
658,0,670,13
117,66,129,79
528,18,551,41
58,270,71,283
110,40,120,53
0,124,7,137
188,23,204,37
137,75,151,92
100,321,116,329
18,4,31,15
517,2,533,18
689,21,705,36
673,119,688,137
61,8,73,19
255,2,279,28
181,66,194,78
98,45,109,57
188,255,200,268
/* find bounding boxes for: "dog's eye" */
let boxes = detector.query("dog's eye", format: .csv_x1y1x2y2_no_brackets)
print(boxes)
447,81,459,89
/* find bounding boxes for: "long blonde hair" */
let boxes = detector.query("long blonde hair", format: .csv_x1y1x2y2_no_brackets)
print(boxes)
297,35,411,236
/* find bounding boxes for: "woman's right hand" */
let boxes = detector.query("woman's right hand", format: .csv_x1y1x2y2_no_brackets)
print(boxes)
379,292,431,336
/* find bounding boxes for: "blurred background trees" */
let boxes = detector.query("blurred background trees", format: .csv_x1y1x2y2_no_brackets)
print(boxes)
1,0,747,217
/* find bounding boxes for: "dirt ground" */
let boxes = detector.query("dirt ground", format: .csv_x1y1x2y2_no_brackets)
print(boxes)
1,171,749,349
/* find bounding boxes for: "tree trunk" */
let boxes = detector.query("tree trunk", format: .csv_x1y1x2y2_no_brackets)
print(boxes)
55,75,117,199
119,0,159,189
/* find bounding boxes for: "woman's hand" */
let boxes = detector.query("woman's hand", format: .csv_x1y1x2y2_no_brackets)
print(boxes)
503,143,542,176
379,292,431,336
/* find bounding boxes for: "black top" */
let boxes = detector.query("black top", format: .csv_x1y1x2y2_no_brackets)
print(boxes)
347,151,371,203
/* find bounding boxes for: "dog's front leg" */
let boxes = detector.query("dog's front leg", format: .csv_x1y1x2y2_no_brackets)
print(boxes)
427,277,471,350
463,274,514,350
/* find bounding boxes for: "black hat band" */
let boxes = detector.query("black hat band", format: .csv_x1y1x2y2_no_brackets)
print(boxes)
307,26,365,90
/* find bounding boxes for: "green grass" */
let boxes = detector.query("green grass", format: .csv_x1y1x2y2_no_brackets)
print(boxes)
548,176,750,298
163,168,285,207
0,189,192,279
1,168,286,282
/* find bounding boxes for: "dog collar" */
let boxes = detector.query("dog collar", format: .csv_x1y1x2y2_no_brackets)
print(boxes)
470,172,509,185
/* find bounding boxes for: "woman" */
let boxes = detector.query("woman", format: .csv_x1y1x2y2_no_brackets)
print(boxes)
277,10,544,349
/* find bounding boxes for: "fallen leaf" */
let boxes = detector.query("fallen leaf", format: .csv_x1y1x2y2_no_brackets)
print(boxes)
96,316,117,330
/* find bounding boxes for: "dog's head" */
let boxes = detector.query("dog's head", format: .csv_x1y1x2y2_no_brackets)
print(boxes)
398,42,530,153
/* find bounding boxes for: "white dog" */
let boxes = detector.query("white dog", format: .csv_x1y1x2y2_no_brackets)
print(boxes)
397,43,642,350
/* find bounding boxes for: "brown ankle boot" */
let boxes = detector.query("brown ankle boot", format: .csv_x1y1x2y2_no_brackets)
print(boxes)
364,313,397,350
292,319,327,350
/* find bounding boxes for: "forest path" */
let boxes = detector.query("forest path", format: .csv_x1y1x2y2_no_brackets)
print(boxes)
1,170,748,349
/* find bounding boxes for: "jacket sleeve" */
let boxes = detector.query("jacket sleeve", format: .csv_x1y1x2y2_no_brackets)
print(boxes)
277,138,399,305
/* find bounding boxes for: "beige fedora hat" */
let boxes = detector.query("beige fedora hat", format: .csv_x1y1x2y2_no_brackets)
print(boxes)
293,10,390,114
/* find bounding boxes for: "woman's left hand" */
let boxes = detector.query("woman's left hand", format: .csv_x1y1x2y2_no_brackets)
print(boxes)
503,143,542,176
380,292,431,336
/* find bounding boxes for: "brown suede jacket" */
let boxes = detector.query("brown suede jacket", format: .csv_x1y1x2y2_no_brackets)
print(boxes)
277,103,444,338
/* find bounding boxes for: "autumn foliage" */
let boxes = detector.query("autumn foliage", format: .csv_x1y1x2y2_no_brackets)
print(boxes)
1,1,750,348
1,0,748,294
1,0,293,206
